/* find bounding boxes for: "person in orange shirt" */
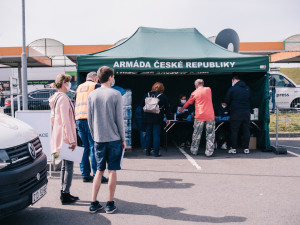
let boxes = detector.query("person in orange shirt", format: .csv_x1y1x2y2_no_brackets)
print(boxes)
179,79,215,157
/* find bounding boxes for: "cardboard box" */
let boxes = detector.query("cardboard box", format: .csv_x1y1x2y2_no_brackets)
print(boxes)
249,137,257,150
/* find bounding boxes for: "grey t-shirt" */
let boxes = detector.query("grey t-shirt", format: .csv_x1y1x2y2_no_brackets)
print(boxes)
87,86,125,143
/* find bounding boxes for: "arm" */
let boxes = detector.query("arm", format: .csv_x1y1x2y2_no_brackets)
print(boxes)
87,95,94,140
59,97,76,145
115,93,126,143
179,93,195,113
183,93,195,109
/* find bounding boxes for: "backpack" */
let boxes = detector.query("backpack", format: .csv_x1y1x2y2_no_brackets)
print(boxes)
143,92,162,114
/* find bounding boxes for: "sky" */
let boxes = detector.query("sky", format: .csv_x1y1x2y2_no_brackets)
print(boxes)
0,0,299,47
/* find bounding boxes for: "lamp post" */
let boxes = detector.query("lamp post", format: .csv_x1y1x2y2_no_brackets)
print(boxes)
21,0,28,110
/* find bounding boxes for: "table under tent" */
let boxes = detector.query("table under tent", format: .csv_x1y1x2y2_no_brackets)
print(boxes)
77,27,271,151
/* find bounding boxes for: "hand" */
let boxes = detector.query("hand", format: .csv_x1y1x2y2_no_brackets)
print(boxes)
178,107,184,113
166,120,170,125
122,140,126,150
69,143,76,151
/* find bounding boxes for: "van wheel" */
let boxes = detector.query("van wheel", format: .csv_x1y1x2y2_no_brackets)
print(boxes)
290,98,300,108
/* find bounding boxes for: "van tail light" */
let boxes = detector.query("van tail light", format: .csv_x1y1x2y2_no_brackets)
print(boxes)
5,99,11,107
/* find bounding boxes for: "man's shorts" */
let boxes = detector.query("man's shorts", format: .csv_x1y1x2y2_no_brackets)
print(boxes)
94,140,124,171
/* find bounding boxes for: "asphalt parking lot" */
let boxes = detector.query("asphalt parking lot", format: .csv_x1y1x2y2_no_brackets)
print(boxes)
2,142,300,225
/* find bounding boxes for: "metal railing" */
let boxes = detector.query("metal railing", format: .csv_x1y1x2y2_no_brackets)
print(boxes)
273,107,300,150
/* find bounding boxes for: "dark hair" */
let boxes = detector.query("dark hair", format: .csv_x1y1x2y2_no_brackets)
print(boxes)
232,75,240,81
179,93,186,99
52,74,72,89
151,82,165,93
97,66,114,84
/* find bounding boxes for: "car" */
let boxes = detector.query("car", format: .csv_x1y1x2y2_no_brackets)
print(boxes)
4,88,75,115
0,113,48,219
268,69,300,109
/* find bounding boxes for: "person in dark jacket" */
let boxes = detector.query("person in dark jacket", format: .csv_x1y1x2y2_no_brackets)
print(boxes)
172,94,194,148
215,102,230,150
225,76,251,154
142,82,171,157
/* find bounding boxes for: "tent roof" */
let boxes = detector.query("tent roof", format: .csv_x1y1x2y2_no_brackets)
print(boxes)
93,27,252,58
77,27,269,73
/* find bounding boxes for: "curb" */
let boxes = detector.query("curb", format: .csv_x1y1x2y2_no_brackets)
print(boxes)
269,133,300,138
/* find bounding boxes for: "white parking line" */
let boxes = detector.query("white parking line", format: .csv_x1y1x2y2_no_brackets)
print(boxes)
175,144,202,170
287,151,300,157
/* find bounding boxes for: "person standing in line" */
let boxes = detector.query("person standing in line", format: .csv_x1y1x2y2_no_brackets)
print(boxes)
269,74,276,113
75,71,108,183
225,76,251,154
87,66,126,214
142,82,171,157
49,74,79,204
179,79,215,157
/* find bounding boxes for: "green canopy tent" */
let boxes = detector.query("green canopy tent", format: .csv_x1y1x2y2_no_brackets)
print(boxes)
77,27,271,150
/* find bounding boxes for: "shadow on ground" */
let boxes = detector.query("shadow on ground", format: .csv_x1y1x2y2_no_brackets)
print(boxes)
1,207,111,225
114,198,247,223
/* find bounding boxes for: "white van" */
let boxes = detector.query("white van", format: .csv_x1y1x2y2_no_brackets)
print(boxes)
0,113,48,219
268,70,300,109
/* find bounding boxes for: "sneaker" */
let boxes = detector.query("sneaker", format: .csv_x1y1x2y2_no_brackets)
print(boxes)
105,201,117,214
180,143,185,148
221,143,227,150
101,176,109,183
60,192,78,204
244,149,250,154
83,176,94,183
228,149,236,154
89,201,103,213
205,150,213,157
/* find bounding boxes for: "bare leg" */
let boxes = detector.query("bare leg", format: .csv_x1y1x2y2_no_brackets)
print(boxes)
92,170,104,202
108,170,117,201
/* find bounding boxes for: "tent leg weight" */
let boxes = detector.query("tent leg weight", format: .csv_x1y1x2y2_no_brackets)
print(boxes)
271,146,287,154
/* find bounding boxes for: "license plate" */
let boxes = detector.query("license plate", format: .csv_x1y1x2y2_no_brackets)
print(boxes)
32,184,47,204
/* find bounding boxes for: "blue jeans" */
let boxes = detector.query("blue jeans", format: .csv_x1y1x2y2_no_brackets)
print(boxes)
145,123,161,155
76,119,97,178
271,89,276,111
140,131,147,149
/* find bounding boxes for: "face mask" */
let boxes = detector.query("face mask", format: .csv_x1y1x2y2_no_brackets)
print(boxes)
111,78,115,87
222,104,226,108
232,82,235,86
66,82,71,91
180,100,186,104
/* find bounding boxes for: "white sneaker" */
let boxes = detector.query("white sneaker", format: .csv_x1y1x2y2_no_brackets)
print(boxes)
221,143,227,150
205,150,213,157
244,149,250,154
228,149,236,154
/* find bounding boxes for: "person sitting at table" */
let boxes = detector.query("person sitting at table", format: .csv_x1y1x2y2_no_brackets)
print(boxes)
215,102,230,150
172,94,194,148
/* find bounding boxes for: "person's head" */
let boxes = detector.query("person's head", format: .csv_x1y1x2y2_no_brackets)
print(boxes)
194,79,204,89
179,94,187,104
86,71,98,83
97,66,115,86
151,82,165,93
52,73,72,92
232,76,240,86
